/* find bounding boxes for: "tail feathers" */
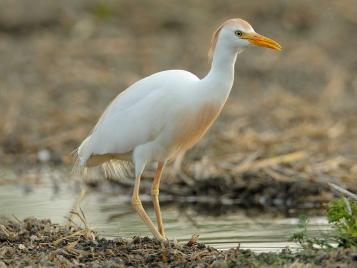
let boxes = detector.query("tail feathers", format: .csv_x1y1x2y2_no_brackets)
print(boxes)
72,135,92,176
72,147,88,176
73,135,134,180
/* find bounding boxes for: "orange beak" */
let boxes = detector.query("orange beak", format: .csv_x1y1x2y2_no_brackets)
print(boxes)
243,32,282,51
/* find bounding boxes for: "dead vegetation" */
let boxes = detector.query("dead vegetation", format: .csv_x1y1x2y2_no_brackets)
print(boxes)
0,217,356,267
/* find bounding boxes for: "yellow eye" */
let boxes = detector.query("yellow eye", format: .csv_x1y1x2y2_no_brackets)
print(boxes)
235,30,243,37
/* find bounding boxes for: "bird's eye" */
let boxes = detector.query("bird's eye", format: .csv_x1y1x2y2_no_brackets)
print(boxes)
235,30,243,37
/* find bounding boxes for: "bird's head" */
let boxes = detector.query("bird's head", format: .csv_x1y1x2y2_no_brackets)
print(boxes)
209,18,282,58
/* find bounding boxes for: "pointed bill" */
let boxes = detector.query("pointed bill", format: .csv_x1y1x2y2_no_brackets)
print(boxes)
243,32,282,51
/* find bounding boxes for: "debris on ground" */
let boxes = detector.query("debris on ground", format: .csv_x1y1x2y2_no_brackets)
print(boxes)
0,217,356,267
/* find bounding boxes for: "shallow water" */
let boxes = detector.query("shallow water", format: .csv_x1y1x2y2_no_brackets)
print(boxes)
0,171,333,252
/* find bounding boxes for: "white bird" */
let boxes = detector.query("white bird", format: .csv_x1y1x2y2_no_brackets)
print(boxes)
74,18,281,241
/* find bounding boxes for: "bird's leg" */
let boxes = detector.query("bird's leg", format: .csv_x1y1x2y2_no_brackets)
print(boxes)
173,152,184,174
132,166,164,241
67,188,88,224
151,162,166,238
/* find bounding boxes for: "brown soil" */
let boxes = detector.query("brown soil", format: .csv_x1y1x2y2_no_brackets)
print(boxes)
1,217,356,268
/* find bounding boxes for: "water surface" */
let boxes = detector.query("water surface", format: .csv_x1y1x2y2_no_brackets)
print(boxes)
0,171,332,252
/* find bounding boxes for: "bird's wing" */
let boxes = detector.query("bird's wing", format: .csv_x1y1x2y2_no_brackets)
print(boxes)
93,70,198,132
77,70,199,163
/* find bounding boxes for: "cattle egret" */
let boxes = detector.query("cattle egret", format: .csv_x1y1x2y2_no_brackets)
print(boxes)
74,18,281,241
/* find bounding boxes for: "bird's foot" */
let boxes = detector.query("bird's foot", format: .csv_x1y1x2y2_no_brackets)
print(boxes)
154,233,166,242
160,234,168,241
154,230,169,242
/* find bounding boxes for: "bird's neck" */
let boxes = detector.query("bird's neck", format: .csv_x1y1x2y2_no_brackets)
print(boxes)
201,42,238,102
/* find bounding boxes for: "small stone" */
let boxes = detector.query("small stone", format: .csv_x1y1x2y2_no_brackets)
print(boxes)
37,149,51,163
30,235,38,241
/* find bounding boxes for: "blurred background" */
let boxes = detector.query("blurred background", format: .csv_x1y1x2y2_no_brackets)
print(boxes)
0,0,356,247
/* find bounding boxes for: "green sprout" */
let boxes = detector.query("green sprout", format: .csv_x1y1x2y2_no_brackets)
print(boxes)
327,198,357,248
291,198,356,249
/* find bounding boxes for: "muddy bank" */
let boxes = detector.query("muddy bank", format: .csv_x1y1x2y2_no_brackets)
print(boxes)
0,166,335,217
0,217,355,267
100,173,334,216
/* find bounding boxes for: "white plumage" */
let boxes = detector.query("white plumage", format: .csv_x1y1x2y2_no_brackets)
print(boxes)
74,18,281,240
77,70,199,166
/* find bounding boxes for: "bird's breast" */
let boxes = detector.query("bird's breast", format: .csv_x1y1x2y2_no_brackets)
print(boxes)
172,102,222,154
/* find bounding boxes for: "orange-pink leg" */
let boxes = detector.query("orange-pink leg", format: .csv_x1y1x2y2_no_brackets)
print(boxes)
151,162,166,237
132,169,164,241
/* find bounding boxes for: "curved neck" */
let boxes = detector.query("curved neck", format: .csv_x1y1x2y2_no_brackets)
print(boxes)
201,40,238,100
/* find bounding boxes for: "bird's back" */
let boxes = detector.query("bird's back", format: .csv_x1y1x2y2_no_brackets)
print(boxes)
75,70,199,168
